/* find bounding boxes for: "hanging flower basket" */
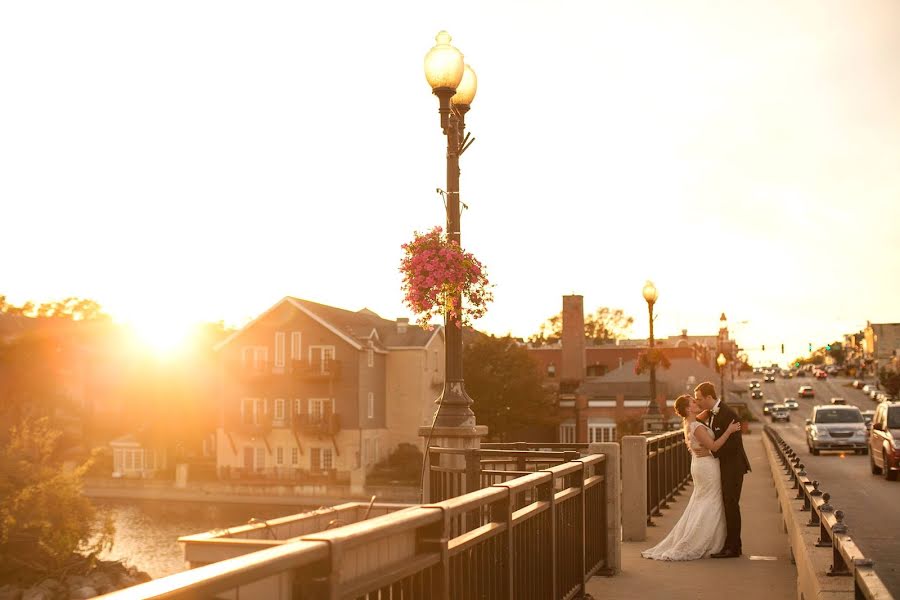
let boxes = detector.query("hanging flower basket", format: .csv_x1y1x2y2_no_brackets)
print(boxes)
634,348,672,375
399,226,493,328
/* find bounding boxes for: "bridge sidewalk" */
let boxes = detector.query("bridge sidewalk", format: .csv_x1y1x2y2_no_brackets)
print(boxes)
587,434,797,600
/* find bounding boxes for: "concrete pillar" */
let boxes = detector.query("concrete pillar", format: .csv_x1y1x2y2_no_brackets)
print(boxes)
589,442,621,574
419,425,488,502
621,436,647,541
175,463,189,489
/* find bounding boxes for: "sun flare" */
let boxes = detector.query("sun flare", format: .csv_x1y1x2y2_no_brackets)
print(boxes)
125,316,195,356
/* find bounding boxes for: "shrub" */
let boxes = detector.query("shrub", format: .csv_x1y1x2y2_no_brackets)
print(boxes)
366,444,423,486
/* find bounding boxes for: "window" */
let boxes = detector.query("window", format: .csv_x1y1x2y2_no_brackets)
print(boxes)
294,399,303,415
547,363,556,378
291,447,299,466
274,399,285,421
290,332,301,361
243,347,268,370
559,421,576,444
255,448,265,472
309,398,334,421
367,348,374,367
311,447,333,470
364,439,371,465
145,449,156,470
367,392,374,419
309,346,336,373
125,451,134,470
587,420,617,443
276,447,284,466
274,332,285,368
373,438,379,464
134,451,143,471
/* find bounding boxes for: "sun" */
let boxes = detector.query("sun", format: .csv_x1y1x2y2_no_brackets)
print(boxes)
126,316,195,356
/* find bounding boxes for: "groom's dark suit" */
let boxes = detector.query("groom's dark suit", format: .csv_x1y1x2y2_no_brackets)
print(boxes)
708,401,751,554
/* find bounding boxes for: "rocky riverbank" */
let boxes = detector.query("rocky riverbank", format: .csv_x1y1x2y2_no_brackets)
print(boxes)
0,560,150,600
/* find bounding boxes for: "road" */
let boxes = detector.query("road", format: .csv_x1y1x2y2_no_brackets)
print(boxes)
737,374,899,594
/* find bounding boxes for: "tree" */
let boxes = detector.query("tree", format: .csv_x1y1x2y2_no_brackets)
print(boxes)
826,342,845,366
879,368,900,398
0,418,113,581
529,307,633,347
464,335,556,442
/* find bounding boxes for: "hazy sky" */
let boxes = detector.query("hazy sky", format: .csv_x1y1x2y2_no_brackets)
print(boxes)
2,1,898,363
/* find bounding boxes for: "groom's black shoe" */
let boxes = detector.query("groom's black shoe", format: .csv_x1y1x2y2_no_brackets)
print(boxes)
710,549,740,559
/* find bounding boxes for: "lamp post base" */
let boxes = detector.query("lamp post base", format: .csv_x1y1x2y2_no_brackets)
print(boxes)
431,380,477,428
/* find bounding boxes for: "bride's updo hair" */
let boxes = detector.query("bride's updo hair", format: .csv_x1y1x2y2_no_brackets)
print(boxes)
673,394,693,419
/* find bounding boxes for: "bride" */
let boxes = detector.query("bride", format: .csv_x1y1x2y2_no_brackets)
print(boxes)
641,394,741,561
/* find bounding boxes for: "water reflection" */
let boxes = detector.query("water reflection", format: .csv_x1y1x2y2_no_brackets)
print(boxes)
95,499,312,578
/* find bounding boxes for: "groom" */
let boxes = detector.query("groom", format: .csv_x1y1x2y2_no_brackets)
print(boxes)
694,381,751,558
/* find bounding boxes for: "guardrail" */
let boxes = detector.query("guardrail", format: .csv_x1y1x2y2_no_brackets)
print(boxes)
95,449,616,600
643,429,691,525
765,426,894,600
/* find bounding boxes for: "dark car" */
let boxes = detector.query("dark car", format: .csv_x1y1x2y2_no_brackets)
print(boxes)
750,389,764,400
749,380,761,389
770,404,790,422
763,400,777,415
764,373,776,383
869,402,900,481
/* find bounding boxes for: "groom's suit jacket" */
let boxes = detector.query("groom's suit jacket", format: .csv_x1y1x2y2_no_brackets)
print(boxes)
709,401,751,474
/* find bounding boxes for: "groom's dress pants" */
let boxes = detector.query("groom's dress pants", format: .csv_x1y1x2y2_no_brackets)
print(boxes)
720,461,744,552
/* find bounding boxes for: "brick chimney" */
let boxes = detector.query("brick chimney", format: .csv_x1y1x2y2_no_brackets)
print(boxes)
396,317,409,334
560,295,586,386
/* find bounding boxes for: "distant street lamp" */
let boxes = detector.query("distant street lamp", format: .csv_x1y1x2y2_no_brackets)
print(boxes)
643,281,659,416
717,353,727,400
424,31,478,427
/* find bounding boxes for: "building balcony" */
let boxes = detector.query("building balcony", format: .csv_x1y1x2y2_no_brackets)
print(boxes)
226,413,273,436
290,358,342,381
292,413,341,436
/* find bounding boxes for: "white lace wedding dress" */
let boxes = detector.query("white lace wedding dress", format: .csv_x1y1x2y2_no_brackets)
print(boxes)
641,420,727,561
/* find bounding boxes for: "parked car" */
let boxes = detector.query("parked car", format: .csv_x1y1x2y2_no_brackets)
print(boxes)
830,397,847,405
861,410,875,434
764,373,776,383
869,388,881,401
814,370,828,380
869,402,900,480
783,398,799,410
749,380,761,389
862,384,878,395
798,386,815,398
852,380,864,389
763,400,777,415
750,389,764,400
805,405,867,455
770,404,790,422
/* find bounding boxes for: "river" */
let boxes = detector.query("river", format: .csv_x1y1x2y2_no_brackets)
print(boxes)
94,499,314,578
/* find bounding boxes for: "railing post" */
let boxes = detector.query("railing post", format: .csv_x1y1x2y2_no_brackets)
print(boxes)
621,436,648,541
590,442,621,574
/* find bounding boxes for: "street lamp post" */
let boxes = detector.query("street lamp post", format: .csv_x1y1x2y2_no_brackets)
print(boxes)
717,353,727,401
424,31,478,428
642,281,659,417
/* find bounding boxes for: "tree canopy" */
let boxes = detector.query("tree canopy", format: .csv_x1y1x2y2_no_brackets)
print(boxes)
528,307,634,347
464,335,556,442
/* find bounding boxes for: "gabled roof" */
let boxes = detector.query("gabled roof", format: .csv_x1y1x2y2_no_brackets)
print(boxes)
214,296,443,352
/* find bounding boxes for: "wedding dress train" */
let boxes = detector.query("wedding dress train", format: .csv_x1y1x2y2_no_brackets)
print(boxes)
641,421,727,561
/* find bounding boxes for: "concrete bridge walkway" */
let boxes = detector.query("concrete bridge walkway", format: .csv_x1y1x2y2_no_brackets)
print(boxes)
588,433,797,600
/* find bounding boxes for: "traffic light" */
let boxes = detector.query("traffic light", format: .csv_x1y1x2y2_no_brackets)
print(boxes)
826,344,832,351
781,344,785,354
808,343,813,352
761,344,765,352
795,362,801,368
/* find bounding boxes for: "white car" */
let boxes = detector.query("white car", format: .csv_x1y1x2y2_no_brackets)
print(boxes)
806,405,868,455
862,384,877,395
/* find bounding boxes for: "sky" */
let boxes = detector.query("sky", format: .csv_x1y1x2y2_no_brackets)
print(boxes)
1,1,898,365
